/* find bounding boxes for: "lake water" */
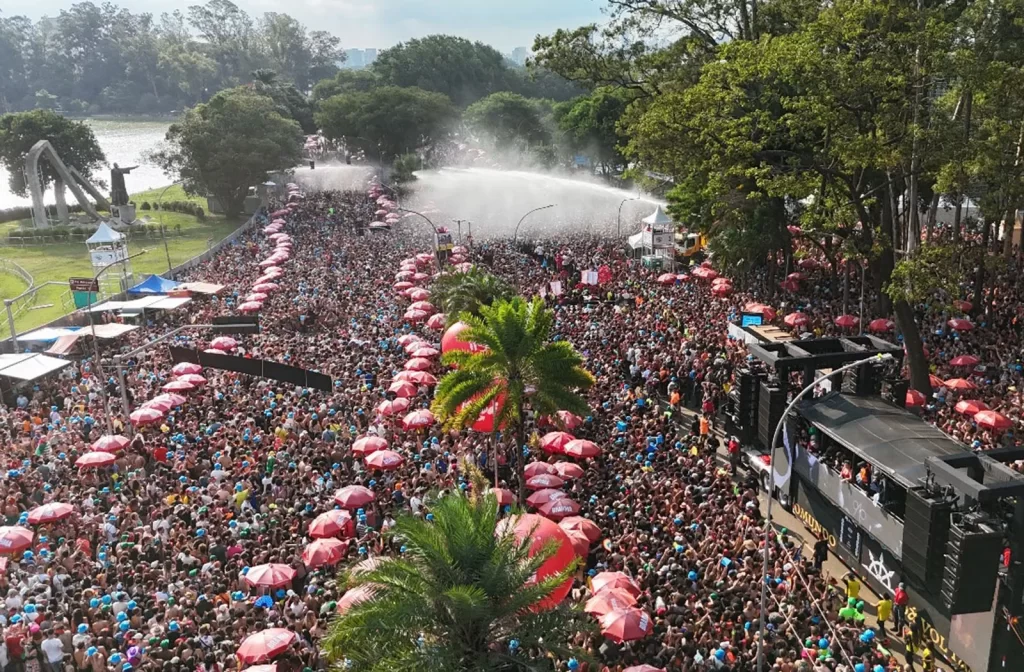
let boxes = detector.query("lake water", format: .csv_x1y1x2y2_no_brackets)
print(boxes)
0,119,172,211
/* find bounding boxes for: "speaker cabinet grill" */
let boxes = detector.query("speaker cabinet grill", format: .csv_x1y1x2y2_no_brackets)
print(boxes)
940,522,1003,614
757,382,785,449
902,489,954,592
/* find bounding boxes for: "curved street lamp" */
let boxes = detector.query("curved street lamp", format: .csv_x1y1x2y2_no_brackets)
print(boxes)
617,195,642,238
513,204,556,243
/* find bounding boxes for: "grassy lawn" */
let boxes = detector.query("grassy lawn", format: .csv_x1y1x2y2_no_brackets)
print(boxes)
0,186,245,336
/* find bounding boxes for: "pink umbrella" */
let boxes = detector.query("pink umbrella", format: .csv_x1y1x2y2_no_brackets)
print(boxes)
526,474,565,490
76,452,117,468
624,666,666,672
394,281,414,291
954,300,973,312
585,587,639,617
409,288,430,301
387,381,418,398
427,313,446,329
396,271,414,281
540,431,576,454
396,371,436,385
334,486,376,509
402,409,435,430
336,586,376,616
524,462,556,479
27,503,74,525
405,340,430,354
408,301,434,312
905,389,926,408
404,357,433,371
152,393,187,407
656,273,677,285
412,346,440,358
600,608,654,642
834,314,859,328
559,516,601,543
397,334,422,346
302,538,346,568
239,301,263,313
236,629,298,664
975,410,1012,431
91,435,129,452
365,450,405,471
592,571,642,597
868,318,894,333
377,398,411,416
162,380,195,392
244,563,296,589
178,374,207,386
526,489,567,507
259,258,280,267
950,355,979,367
404,309,428,323
210,337,237,351
245,293,268,302
553,462,584,479
797,258,823,270
955,399,989,416
490,488,516,506
253,283,279,293
787,272,807,281
948,318,974,331
0,526,34,554
308,510,354,539
352,436,389,456
563,439,601,459
415,253,434,264
543,410,584,430
129,408,165,426
539,497,579,520
710,283,732,296
784,312,810,328
945,378,977,391
143,398,174,413
412,272,430,282
171,362,202,376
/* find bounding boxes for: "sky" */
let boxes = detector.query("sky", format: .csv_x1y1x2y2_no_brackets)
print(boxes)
4,0,607,52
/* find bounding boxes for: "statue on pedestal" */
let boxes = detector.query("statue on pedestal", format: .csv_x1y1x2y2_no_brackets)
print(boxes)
110,163,137,207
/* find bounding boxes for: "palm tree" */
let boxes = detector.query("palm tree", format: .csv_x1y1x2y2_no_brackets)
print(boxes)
430,267,513,324
432,297,594,505
322,489,588,671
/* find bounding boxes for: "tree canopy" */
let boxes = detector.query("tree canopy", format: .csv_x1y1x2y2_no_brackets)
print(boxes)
152,86,302,217
0,109,105,196
463,93,552,152
315,86,457,163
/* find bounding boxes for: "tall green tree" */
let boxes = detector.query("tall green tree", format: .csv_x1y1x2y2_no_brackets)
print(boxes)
311,70,379,105
554,88,631,175
372,35,515,108
323,489,586,672
0,109,105,196
152,86,302,216
463,92,551,151
430,268,514,325
432,297,594,505
315,86,456,165
251,68,316,133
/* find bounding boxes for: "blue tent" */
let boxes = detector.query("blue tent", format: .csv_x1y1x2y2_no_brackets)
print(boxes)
128,274,180,295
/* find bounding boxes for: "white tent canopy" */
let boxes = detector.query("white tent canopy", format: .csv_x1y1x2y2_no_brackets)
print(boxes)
85,222,125,244
642,206,673,226
87,296,191,314
627,232,645,250
0,353,71,382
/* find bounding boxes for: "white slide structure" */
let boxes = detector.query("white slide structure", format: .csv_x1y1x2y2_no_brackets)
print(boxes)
26,140,110,228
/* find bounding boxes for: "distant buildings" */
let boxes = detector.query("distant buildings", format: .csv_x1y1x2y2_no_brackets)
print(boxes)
510,47,529,66
341,48,378,70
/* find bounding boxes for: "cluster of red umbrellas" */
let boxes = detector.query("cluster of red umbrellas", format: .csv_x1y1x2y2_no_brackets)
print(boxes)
582,571,652,642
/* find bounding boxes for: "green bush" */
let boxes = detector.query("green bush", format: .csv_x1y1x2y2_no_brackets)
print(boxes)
195,206,206,221
140,202,151,210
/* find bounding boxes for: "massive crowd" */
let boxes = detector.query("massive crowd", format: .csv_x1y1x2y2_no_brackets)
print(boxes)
0,181,985,672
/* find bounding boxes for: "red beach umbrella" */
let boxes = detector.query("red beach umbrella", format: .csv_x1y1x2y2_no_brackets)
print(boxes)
526,474,565,490
402,409,435,430
365,450,405,471
538,497,579,520
75,452,116,468
950,355,979,367
27,503,74,525
91,435,129,452
352,436,388,456
308,510,354,539
559,516,601,543
975,410,1012,431
0,527,33,555
584,587,639,617
236,629,297,665
244,563,296,589
563,439,601,459
334,486,375,509
540,431,575,454
302,538,347,568
954,399,989,416
600,608,654,642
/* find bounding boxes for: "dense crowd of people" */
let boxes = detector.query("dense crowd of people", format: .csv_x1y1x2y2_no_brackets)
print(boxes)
0,181,977,672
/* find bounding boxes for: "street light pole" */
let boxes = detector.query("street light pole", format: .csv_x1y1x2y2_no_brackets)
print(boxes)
617,195,641,238
88,249,148,435
513,204,556,243
756,352,893,672
398,207,441,265
156,182,183,273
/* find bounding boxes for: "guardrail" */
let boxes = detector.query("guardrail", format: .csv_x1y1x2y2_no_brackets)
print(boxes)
0,257,34,288
0,210,263,351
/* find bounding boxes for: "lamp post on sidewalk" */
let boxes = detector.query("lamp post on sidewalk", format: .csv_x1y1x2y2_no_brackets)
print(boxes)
756,352,894,672
88,249,148,434
513,204,556,243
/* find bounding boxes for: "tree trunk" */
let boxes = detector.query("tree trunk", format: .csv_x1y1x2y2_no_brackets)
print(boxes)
54,177,70,226
953,196,963,246
842,262,851,316
895,298,930,394
514,408,526,508
973,218,990,315
766,251,776,299
1004,209,1015,258
926,193,939,243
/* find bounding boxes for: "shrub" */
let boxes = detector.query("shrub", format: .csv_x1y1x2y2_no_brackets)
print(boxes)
195,207,205,221
140,202,151,210
151,202,160,210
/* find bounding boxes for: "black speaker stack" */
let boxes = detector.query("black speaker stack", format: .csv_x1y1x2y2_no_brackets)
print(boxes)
881,377,909,409
842,361,881,397
941,516,1003,614
902,488,954,594
736,369,761,432
757,381,785,449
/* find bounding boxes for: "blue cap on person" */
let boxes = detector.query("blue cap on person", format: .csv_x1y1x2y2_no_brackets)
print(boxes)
818,638,828,649
116,612,127,622
567,659,579,670
78,624,88,633
168,621,179,632
714,649,725,661
425,513,434,521
854,664,865,672
688,570,698,581
89,598,100,608
87,648,97,657
123,664,133,671
127,600,136,610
